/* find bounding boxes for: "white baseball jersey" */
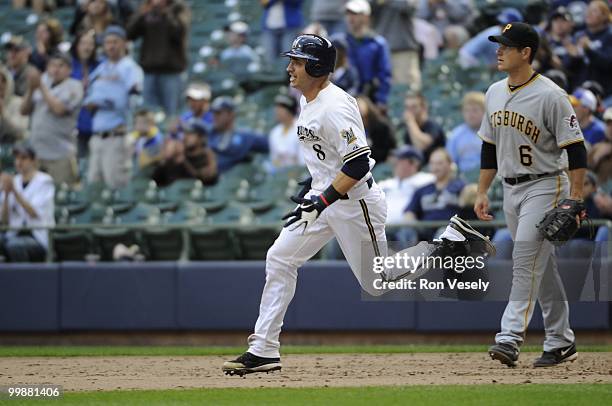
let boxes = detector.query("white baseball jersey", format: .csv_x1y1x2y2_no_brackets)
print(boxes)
297,83,375,196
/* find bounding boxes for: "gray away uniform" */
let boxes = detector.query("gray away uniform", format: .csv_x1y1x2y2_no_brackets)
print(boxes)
478,74,584,351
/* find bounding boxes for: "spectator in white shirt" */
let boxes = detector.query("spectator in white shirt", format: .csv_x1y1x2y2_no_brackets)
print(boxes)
268,94,302,171
0,143,54,262
378,145,434,225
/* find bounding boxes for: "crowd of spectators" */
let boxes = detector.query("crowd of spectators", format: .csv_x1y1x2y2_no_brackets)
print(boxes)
0,0,611,261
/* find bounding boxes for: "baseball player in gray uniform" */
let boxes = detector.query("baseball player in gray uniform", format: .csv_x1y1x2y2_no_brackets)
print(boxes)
474,22,587,367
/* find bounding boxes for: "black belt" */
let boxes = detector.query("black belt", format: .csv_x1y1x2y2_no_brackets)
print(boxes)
504,171,560,185
339,177,373,200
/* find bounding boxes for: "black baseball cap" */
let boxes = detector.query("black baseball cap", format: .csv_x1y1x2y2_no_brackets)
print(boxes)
488,22,539,54
274,94,298,115
550,6,573,22
394,145,423,163
3,35,30,51
211,96,235,113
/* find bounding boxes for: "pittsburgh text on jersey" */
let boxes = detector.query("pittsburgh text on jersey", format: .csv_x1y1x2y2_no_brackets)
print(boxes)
490,110,541,143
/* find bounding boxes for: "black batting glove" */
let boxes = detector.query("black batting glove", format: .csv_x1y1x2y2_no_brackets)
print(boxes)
282,195,327,233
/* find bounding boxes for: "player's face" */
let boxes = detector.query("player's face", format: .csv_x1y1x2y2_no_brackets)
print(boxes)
495,44,529,72
287,57,311,91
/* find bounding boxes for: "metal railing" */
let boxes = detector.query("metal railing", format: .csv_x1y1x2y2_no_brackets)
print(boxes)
0,219,610,263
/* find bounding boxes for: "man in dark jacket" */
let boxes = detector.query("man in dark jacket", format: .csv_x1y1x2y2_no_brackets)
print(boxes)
127,0,190,117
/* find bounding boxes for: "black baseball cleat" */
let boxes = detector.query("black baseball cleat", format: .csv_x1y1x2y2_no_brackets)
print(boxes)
381,239,470,282
449,215,496,257
533,343,578,367
426,238,470,259
222,352,282,377
489,343,519,367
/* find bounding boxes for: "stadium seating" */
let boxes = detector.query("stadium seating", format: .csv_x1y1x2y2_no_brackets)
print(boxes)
189,227,237,260
3,0,604,265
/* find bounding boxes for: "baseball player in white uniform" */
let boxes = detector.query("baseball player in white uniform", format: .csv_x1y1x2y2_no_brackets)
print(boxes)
475,23,586,367
222,34,387,376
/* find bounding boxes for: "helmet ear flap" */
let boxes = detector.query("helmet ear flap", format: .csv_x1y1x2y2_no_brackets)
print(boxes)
305,60,325,77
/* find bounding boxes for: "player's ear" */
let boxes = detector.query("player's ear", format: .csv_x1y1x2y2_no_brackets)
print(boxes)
523,47,533,63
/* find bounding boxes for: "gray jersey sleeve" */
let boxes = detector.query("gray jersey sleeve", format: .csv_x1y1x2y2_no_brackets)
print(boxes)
478,88,496,144
545,90,584,148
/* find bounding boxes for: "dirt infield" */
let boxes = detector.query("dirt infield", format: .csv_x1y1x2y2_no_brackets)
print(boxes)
2,353,611,391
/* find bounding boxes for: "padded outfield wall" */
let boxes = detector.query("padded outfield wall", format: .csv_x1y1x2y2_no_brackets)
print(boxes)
0,260,609,333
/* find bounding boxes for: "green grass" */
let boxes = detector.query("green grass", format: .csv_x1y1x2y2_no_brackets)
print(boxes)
5,385,612,405
0,344,610,357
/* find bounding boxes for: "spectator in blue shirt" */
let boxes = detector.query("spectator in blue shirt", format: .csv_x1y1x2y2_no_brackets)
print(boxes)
165,82,213,170
208,97,269,173
400,92,446,163
261,0,303,70
220,21,260,78
337,0,392,108
571,88,606,145
566,1,612,101
447,91,486,174
544,7,575,76
70,29,100,158
404,148,465,240
83,25,144,189
174,82,213,135
459,7,523,69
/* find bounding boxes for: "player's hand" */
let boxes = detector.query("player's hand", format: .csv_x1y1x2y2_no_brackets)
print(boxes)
474,193,493,221
282,196,325,233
